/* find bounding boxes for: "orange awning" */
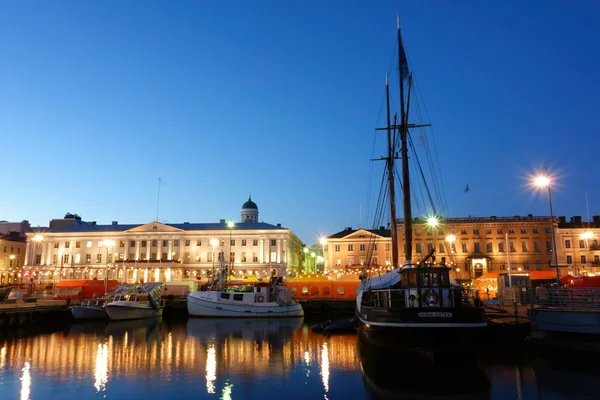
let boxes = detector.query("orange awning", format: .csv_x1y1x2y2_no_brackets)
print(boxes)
529,271,559,280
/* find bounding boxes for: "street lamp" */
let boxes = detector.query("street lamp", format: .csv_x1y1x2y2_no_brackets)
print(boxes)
426,216,440,262
319,237,327,272
100,239,115,294
533,167,560,286
227,221,235,281
580,231,594,275
31,234,44,268
210,238,218,283
445,235,458,278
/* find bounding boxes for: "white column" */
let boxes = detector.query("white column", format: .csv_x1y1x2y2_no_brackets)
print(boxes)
157,238,162,260
168,239,173,260
135,240,140,260
24,240,31,266
179,236,184,261
276,238,282,263
259,238,264,263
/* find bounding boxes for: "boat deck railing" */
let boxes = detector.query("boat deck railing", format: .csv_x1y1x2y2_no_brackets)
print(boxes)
362,287,481,309
528,287,600,311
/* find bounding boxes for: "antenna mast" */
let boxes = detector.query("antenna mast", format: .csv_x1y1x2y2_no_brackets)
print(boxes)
156,177,162,222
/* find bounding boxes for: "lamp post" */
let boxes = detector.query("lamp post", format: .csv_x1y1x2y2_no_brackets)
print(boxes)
319,237,327,272
533,167,560,286
100,239,115,294
227,221,235,282
445,234,457,275
303,247,309,274
210,238,218,285
580,231,594,275
427,216,440,263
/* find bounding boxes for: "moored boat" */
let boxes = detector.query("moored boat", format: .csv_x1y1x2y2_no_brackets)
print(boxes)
71,284,135,320
355,15,487,349
187,276,304,318
71,298,111,320
105,282,164,321
0,285,12,302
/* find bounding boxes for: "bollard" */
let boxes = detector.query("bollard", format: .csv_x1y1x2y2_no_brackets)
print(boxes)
513,301,518,324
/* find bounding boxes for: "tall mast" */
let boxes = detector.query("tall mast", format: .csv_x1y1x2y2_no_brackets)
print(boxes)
398,15,412,265
385,74,400,268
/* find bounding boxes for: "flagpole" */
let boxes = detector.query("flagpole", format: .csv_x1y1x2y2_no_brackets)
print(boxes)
506,233,512,288
465,184,470,217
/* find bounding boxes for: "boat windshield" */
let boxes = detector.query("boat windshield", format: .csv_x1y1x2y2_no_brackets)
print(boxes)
401,268,451,289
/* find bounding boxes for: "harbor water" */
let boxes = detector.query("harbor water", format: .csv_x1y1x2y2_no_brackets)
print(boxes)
0,317,598,399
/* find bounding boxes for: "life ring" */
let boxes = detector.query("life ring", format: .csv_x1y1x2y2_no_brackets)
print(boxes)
423,289,439,307
255,293,265,303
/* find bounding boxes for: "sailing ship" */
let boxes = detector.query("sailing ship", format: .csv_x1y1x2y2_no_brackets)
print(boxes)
187,265,303,318
355,16,487,347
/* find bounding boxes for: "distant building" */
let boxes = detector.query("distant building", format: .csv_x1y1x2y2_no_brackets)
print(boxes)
556,215,600,275
323,215,600,280
0,232,27,284
0,220,31,235
22,197,304,285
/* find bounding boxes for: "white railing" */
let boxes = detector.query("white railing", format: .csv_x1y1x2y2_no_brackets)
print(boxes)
529,287,600,311
362,287,482,309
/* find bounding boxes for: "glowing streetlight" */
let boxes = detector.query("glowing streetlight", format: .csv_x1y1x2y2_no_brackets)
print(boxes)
426,216,440,228
580,231,594,241
445,234,456,254
319,237,327,271
533,167,560,286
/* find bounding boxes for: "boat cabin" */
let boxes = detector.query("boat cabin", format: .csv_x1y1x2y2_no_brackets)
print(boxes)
398,266,458,308
113,294,149,304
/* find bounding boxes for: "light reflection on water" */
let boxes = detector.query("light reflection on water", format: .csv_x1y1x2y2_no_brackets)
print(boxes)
0,318,597,399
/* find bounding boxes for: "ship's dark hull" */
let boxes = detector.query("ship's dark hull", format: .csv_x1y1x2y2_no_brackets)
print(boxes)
357,332,490,399
357,305,487,349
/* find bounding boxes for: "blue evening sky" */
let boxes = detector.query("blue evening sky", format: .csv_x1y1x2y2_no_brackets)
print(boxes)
1,1,599,244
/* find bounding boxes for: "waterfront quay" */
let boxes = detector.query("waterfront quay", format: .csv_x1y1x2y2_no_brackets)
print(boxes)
4,289,600,356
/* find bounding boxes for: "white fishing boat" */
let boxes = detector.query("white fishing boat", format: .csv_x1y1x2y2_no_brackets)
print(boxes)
71,284,135,320
72,298,111,320
187,276,304,318
106,282,164,321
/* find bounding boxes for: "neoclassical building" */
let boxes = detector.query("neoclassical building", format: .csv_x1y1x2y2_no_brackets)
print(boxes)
323,214,600,280
23,197,304,285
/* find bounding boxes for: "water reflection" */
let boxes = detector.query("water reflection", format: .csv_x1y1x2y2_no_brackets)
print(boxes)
1,317,598,399
206,344,216,394
357,332,491,399
20,361,31,400
93,343,108,392
321,342,329,393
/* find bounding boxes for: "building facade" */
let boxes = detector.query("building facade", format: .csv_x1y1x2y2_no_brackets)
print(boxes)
22,197,304,285
323,215,600,280
0,232,27,285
